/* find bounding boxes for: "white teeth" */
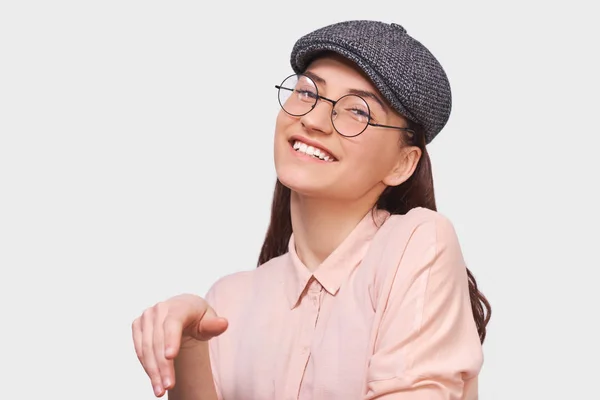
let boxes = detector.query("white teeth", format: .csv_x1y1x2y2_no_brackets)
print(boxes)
292,140,335,161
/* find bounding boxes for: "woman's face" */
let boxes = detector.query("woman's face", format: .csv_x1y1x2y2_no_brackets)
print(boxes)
274,55,420,202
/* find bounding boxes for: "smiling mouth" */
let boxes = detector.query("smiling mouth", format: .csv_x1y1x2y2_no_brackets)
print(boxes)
289,139,337,162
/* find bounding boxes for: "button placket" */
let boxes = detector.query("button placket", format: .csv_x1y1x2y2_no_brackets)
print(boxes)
304,280,320,346
290,280,324,399
288,280,323,399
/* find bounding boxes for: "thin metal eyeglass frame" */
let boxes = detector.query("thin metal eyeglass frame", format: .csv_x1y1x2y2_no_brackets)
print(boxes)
275,74,415,138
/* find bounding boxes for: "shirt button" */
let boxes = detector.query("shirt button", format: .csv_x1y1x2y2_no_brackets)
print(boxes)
308,280,321,293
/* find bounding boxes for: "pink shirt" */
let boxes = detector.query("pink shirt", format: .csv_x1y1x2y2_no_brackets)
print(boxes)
205,207,483,400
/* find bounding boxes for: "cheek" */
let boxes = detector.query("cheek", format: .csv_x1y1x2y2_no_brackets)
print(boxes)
274,112,293,158
274,111,307,183
275,109,285,128
342,135,399,178
274,111,297,147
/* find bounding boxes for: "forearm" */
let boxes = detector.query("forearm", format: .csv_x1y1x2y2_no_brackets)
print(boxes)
168,341,218,400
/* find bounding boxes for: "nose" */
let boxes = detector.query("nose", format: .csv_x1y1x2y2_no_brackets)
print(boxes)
300,99,334,135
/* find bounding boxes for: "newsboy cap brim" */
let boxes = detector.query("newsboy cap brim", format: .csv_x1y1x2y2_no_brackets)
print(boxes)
290,20,452,144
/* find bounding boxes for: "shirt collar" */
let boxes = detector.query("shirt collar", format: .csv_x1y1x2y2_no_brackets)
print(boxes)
284,208,390,309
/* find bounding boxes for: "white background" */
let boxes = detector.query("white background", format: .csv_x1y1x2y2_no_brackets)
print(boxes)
1,1,599,399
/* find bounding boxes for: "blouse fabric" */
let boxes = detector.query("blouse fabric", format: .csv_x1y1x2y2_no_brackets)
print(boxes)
205,207,483,400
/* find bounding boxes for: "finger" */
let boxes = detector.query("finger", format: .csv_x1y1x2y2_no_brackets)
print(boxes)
132,318,143,362
141,309,165,397
163,314,184,359
197,317,228,339
153,303,175,390
165,296,208,356
197,308,228,340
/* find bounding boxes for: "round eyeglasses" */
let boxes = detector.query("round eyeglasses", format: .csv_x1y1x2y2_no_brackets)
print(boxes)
275,74,414,138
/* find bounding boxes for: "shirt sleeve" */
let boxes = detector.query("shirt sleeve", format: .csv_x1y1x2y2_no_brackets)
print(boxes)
365,214,483,400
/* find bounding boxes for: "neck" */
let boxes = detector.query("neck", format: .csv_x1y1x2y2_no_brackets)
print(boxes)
290,192,378,271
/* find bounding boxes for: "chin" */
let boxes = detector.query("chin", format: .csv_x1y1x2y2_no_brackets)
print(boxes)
273,137,347,198
277,167,318,195
274,163,334,198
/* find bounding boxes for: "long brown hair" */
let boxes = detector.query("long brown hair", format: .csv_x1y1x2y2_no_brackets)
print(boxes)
257,121,491,344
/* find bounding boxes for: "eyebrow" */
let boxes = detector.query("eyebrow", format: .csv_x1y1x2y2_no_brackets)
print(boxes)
348,89,387,112
303,71,327,85
303,71,388,113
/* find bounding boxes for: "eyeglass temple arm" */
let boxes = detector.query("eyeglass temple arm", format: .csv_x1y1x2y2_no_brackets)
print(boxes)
368,122,414,133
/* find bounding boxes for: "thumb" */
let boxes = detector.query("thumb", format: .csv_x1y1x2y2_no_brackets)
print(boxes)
195,308,228,341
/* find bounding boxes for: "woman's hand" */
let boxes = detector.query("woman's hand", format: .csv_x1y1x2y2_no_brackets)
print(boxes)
132,294,228,397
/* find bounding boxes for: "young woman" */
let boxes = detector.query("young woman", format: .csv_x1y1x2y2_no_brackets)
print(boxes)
132,20,491,400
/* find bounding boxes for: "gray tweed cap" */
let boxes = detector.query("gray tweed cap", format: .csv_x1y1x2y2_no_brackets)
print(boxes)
290,20,451,144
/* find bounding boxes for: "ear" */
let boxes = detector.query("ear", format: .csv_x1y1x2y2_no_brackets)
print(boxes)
382,146,422,187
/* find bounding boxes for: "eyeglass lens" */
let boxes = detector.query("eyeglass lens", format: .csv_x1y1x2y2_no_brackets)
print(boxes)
277,74,372,137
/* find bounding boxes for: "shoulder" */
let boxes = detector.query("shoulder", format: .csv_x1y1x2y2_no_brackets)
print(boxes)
204,270,253,309
386,206,456,233
369,207,464,285
379,206,459,250
204,253,290,308
367,207,468,309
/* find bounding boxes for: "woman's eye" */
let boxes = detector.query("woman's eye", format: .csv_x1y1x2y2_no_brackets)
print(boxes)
296,90,318,100
351,108,369,117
